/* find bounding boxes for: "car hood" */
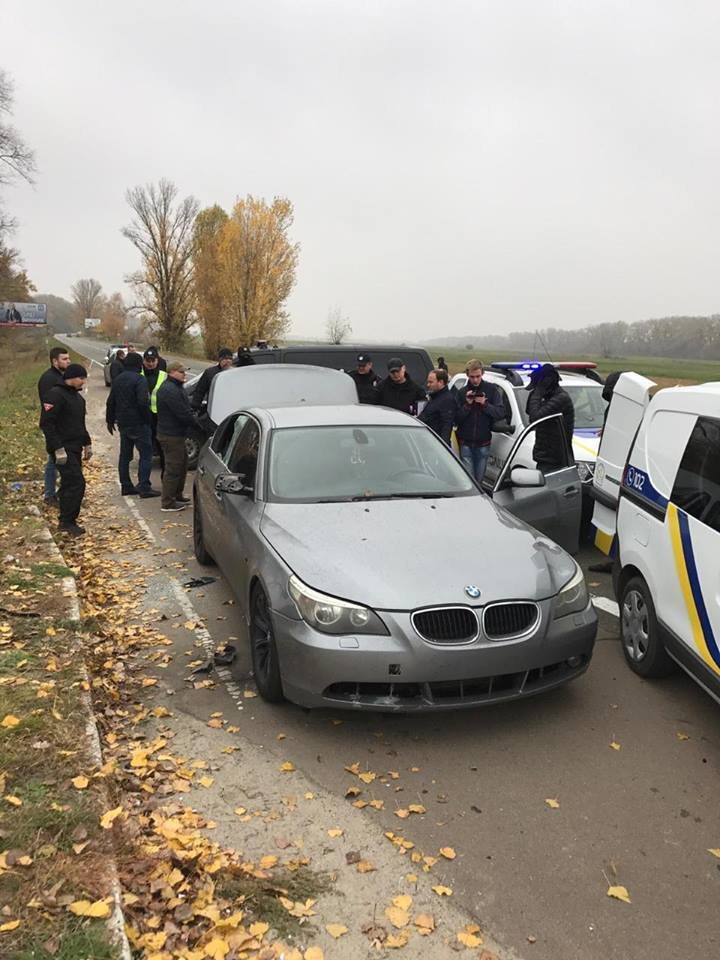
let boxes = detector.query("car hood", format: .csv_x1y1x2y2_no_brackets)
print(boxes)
260,496,575,610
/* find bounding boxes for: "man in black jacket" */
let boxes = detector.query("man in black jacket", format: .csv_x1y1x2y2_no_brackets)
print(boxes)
156,362,197,512
374,358,426,414
455,360,504,482
419,368,455,445
106,352,160,498
40,364,92,536
235,346,255,367
346,353,379,404
38,346,70,506
192,348,234,411
109,349,126,381
525,364,575,472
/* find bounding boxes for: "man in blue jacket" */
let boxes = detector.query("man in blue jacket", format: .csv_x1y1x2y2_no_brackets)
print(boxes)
156,362,197,512
419,368,456,445
106,352,160,498
455,360,504,483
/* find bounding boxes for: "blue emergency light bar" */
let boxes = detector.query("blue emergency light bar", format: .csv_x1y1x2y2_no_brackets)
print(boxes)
490,361,543,371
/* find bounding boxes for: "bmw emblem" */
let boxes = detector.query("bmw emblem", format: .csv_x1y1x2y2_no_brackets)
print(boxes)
465,585,481,599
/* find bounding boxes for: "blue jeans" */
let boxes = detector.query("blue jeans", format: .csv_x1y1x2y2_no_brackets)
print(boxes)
460,444,490,483
119,425,154,493
44,456,57,499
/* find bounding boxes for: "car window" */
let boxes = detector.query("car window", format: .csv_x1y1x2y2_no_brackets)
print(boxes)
562,384,607,430
268,425,477,502
212,414,244,459
226,418,260,486
670,416,720,533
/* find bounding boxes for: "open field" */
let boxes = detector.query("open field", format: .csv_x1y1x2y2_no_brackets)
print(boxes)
424,345,720,386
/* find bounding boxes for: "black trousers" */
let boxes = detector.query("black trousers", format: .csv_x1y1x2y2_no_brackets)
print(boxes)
151,412,165,474
157,434,187,508
56,448,85,525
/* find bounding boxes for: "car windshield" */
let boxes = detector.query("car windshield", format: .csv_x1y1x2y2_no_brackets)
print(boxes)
268,425,478,503
513,383,607,430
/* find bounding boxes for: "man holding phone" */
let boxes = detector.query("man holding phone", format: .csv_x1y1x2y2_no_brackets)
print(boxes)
455,360,504,483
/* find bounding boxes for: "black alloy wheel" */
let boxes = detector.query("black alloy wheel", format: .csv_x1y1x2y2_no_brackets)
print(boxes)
250,585,285,703
192,496,214,566
186,434,201,471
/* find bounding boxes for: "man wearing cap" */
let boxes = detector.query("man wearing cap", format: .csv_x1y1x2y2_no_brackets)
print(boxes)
525,363,575,472
142,347,168,473
40,364,92,536
346,353,379,404
374,358,426,415
106,352,161,498
156,362,197,512
192,347,234,412
419,368,456,445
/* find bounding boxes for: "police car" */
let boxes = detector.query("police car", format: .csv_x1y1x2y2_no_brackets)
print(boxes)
450,361,607,490
592,374,720,702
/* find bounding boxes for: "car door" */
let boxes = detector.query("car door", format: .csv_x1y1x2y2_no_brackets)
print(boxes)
198,414,247,556
492,414,581,554
212,416,264,604
485,382,519,487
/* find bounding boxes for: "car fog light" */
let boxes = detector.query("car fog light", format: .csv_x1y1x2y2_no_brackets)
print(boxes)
566,656,582,668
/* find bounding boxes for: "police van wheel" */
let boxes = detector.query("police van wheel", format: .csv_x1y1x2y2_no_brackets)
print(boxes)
249,585,285,703
192,500,214,566
620,576,675,678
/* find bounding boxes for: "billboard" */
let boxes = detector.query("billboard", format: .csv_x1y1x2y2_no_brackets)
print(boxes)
84,317,101,329
1,301,48,326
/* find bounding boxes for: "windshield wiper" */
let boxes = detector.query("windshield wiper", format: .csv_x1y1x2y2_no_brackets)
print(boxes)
349,492,456,501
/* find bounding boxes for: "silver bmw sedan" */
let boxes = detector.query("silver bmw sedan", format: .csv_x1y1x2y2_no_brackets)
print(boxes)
193,366,597,711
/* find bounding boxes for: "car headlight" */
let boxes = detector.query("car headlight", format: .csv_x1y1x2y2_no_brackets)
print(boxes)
577,461,595,483
288,575,389,636
552,565,589,619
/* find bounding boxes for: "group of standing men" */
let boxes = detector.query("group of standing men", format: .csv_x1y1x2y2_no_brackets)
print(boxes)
346,353,574,483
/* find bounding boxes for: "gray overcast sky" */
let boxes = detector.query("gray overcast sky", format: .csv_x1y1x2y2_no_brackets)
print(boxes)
5,0,720,340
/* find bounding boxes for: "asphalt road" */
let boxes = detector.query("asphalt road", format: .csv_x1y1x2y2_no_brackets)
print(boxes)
72,336,720,960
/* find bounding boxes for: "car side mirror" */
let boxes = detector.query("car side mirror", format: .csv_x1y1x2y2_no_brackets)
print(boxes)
492,419,515,435
510,466,545,488
215,474,253,496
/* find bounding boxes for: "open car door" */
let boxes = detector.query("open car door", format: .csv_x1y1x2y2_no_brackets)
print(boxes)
492,413,581,554
591,372,655,555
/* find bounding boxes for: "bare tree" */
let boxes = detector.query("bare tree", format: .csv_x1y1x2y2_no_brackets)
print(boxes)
122,179,199,349
326,305,352,344
71,278,104,321
0,70,36,238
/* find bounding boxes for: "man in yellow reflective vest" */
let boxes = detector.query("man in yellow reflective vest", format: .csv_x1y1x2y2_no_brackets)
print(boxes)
142,347,168,474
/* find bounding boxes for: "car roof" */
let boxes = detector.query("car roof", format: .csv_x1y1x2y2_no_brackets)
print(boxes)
253,403,421,430
452,370,602,388
258,343,430,354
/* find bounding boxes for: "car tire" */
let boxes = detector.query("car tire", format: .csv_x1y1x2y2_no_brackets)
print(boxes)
249,584,285,703
619,575,676,678
192,499,214,566
186,432,202,472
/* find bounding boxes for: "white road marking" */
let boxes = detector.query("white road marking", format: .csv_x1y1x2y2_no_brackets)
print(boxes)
592,595,620,618
124,496,157,542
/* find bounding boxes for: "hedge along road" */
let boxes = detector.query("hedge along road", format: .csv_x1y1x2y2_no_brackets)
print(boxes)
74,339,720,960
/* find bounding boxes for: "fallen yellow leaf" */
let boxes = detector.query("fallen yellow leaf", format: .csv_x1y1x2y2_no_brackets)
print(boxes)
71,775,89,790
1,714,20,728
243,689,257,698
676,732,690,741
385,930,410,948
440,846,456,859
280,761,296,773
304,948,324,960
414,913,435,935
408,803,426,814
432,884,452,896
198,776,215,788
457,928,483,948
610,742,621,751
358,770,376,784
327,828,344,838
68,898,112,918
356,859,376,873
545,798,560,809
0,919,21,932
234,806,247,817
393,894,413,911
394,808,410,819
607,884,631,904
99,806,125,829
707,848,720,858
325,923,348,939
5,795,22,807
204,936,230,959
249,921,269,937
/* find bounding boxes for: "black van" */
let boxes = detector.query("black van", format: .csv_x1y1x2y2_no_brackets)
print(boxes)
185,343,434,468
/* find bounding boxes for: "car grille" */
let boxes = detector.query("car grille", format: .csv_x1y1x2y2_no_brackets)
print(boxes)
323,656,589,709
483,602,539,639
411,607,478,644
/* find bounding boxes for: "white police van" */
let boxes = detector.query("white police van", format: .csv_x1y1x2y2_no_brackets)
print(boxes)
592,374,720,701
450,361,607,490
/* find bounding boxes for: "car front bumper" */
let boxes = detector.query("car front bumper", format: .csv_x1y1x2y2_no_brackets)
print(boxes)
273,599,597,712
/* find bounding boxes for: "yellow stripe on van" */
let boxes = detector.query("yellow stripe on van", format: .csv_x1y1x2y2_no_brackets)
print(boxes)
594,528,614,556
667,503,718,674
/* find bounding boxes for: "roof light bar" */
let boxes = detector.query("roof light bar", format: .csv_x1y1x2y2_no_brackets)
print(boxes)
490,361,543,371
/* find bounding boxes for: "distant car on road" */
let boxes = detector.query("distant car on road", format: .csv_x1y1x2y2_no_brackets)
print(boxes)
103,344,144,386
192,364,596,711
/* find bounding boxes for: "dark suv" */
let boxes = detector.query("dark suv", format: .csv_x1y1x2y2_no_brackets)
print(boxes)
184,343,434,469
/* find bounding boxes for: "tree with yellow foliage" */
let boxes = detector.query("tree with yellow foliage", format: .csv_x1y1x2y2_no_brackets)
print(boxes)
194,196,299,354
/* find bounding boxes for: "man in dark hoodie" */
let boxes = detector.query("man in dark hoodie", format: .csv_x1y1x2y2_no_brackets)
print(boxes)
455,360,504,482
109,348,126,381
37,346,70,506
346,353,379,404
192,347,234,411
40,364,92,536
106,351,160,498
374,358,426,414
525,363,575,472
419,368,456,445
